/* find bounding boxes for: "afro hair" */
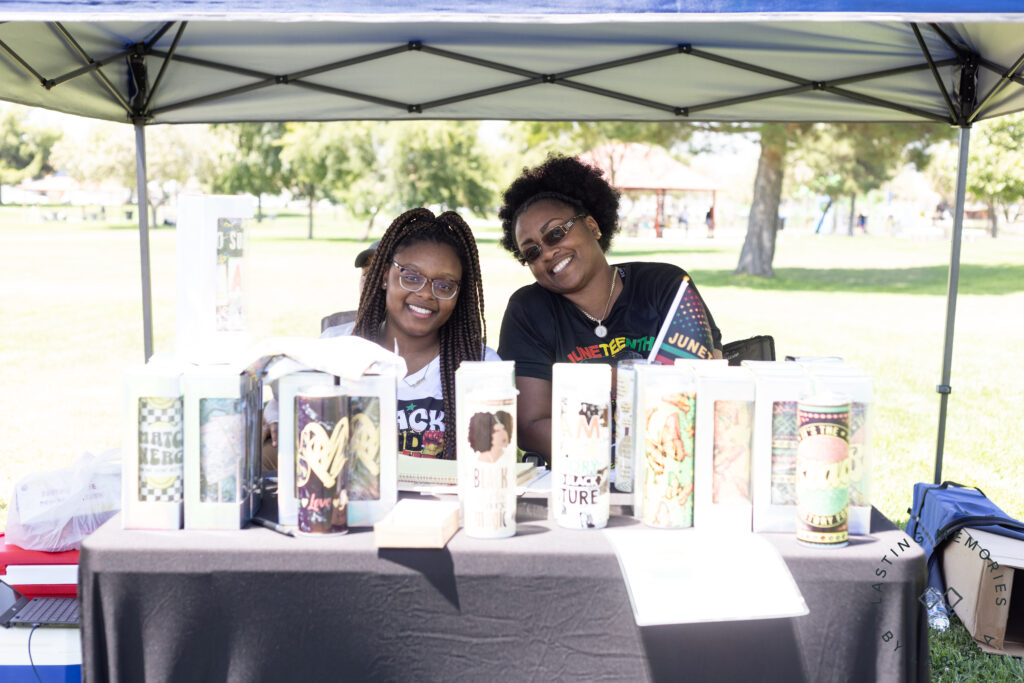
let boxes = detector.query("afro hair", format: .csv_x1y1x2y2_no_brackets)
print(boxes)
498,155,621,261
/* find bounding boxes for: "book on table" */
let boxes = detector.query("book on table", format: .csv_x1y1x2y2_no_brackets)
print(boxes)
397,454,536,486
0,534,79,598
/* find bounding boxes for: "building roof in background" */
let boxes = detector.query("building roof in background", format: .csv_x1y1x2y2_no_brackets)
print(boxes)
579,143,722,193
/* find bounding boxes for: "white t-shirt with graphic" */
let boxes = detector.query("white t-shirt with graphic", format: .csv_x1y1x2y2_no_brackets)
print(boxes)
322,322,501,458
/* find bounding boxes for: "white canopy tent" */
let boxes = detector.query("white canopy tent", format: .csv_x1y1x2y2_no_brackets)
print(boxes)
2,1,1023,483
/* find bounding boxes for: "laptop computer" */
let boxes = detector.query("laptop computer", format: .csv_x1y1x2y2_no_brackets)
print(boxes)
0,578,79,628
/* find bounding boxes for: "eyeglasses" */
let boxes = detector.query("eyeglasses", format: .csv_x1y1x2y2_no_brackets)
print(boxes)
517,214,586,265
391,261,461,300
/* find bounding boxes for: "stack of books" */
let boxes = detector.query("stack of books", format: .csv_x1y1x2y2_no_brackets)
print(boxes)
0,534,79,598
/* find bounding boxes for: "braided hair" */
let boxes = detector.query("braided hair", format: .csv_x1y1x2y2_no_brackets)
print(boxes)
497,155,622,262
353,207,486,460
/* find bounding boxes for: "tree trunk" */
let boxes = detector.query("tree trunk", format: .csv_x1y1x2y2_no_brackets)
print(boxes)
307,194,314,240
256,194,263,223
987,200,998,238
814,197,833,234
735,128,786,277
848,195,856,236
360,207,381,241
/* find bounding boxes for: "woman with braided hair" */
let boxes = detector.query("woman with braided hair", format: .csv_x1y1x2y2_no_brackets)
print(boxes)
333,207,498,460
496,156,723,462
264,208,497,465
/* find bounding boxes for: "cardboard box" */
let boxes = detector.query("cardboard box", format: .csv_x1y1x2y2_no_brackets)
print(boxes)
941,527,1024,656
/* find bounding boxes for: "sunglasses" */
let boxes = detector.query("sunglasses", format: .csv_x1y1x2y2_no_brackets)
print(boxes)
392,261,461,300
517,214,587,265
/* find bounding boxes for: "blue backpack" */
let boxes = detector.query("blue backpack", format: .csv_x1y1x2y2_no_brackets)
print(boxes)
905,481,1024,593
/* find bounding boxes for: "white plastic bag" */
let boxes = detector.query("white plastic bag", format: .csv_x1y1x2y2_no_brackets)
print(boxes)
6,449,122,552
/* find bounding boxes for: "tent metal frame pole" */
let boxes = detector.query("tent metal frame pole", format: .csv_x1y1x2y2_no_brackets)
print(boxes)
934,125,970,485
135,122,153,362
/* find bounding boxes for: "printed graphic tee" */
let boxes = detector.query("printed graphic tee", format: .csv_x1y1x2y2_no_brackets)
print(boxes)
323,322,500,458
498,262,721,383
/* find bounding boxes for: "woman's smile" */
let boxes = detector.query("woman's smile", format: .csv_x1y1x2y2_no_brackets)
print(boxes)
551,255,573,275
407,303,435,318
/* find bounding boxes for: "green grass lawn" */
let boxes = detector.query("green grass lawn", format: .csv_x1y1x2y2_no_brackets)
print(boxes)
1,204,1022,679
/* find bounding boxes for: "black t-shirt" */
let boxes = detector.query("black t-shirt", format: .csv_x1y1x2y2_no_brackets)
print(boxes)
498,262,722,383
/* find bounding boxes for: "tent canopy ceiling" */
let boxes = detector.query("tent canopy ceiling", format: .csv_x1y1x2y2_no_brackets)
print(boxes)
1,3,1022,126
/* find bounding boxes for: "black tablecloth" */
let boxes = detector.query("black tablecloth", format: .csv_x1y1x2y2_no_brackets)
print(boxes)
80,506,927,682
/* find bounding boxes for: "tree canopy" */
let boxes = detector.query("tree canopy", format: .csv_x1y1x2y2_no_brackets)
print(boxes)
927,113,1024,236
0,108,60,204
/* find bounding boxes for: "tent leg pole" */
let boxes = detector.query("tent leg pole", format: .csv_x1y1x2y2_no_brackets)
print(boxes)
135,122,153,362
934,126,970,485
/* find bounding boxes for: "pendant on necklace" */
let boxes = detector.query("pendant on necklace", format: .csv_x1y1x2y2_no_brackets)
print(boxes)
594,324,608,338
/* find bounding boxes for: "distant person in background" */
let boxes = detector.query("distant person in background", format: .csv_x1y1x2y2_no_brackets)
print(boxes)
856,213,868,234
705,207,715,238
354,240,380,293
678,207,689,234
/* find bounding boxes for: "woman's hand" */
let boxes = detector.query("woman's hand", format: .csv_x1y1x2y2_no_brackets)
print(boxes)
515,376,552,464
262,420,279,448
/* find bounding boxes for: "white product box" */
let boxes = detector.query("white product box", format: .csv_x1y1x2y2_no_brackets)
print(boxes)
176,194,255,364
550,363,612,530
633,364,698,528
122,360,185,530
455,361,517,538
276,371,335,527
241,371,263,522
337,371,399,527
693,365,755,532
673,358,728,370
799,361,873,535
613,359,646,493
182,365,252,530
742,361,813,533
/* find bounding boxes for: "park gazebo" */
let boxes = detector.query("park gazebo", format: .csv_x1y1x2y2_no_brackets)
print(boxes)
579,142,722,237
1,0,1023,481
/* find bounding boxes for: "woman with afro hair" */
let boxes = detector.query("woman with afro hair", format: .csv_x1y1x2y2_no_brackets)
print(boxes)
496,155,722,462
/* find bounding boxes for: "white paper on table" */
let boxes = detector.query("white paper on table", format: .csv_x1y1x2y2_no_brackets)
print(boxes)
603,527,808,626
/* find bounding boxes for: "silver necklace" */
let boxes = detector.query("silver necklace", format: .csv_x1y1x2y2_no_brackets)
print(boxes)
575,266,617,338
